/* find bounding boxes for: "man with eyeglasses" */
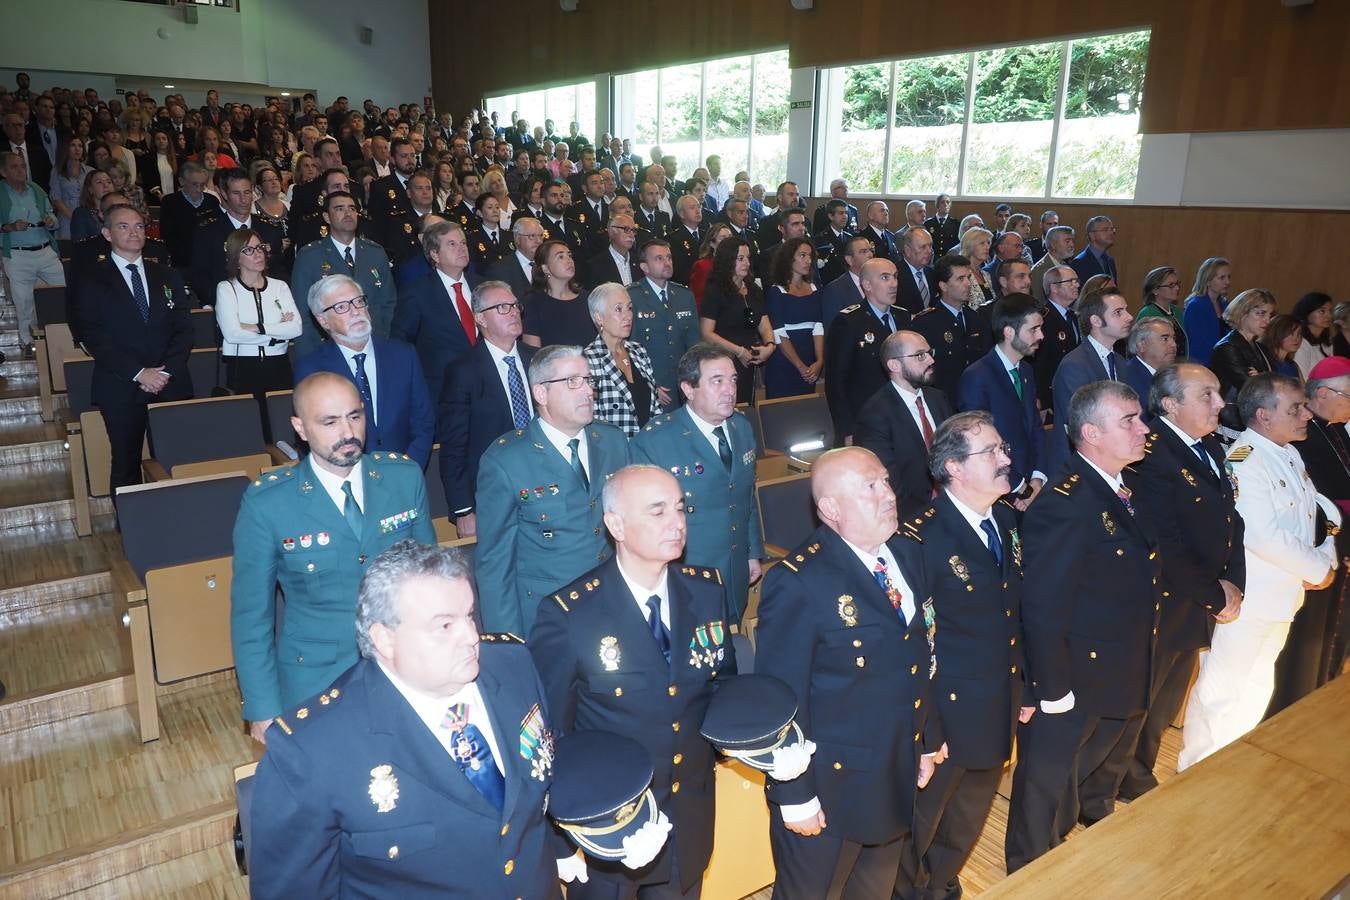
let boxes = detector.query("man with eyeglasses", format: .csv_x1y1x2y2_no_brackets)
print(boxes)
854,330,953,520
67,192,173,345
291,189,396,357
437,281,537,538
1031,264,1083,416
293,274,435,467
475,344,631,636
894,410,1029,900
487,217,544,302
1028,224,1074,305
157,159,220,271
190,168,285,304
1069,215,1119,285
584,212,638,289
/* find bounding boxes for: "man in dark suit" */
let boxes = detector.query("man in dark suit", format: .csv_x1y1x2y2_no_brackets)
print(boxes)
25,95,64,190
813,199,854,285
855,330,953,520
666,195,707,286
1031,263,1082,414
756,447,944,898
66,192,173,345
858,200,897,264
292,274,434,467
1048,287,1133,478
538,180,585,257
811,179,858,234
1118,364,1244,803
894,226,937,316
958,293,1049,509
897,411,1028,900
198,90,225,129
391,220,484,403
475,346,632,636
923,194,960,258
1005,381,1160,873
825,259,911,445
249,542,572,898
189,169,285,303
487,217,545,302
584,212,637,289
157,161,219,270
529,465,737,899
633,181,671,240
819,235,874,333
71,205,194,493
754,181,800,251
1069,215,1119,285
1025,209,1059,263
1121,318,1178,422
912,253,991,400
437,280,536,537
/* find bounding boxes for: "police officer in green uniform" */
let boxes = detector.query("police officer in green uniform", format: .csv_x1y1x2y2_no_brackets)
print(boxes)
628,239,701,408
291,190,396,356
231,371,434,744
475,345,631,637
632,344,765,622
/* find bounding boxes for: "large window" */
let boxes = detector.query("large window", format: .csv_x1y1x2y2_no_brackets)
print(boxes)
484,79,596,147
614,50,790,187
817,30,1150,200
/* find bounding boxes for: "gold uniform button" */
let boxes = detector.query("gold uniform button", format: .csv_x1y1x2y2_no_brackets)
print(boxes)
1163,591,1171,598
504,859,515,875
501,824,509,836
914,732,921,742
1006,609,1012,617
668,685,678,696
1115,548,1124,556
833,762,842,770
914,699,921,709
1089,651,1098,659
388,845,399,859
672,722,680,732
911,664,918,675
852,639,862,648
1010,637,1016,646
856,656,866,667
949,692,957,701
673,753,683,765
615,688,623,697
671,781,681,793
1011,665,1017,674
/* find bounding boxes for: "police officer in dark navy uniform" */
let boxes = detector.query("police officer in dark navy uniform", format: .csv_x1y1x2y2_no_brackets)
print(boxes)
529,465,737,899
755,447,944,899
468,193,510,276
287,137,346,243
825,258,912,445
667,195,708,287
289,167,368,252
812,199,854,285
912,253,992,400
1005,380,1161,874
895,412,1028,900
248,542,577,899
365,136,419,257
538,180,586,258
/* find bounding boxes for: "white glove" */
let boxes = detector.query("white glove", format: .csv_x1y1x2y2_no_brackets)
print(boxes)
620,810,672,870
768,739,817,782
556,850,589,884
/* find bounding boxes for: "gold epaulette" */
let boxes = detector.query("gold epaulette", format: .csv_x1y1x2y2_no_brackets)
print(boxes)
679,566,723,585
371,451,415,464
780,542,822,573
480,632,525,644
287,687,343,725
1228,445,1253,463
1052,473,1081,497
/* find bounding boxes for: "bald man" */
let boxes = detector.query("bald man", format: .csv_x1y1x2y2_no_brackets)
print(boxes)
825,258,911,444
756,447,944,899
230,371,436,744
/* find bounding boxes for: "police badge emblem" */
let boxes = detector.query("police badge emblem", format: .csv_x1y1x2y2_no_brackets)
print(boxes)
368,764,400,813
599,636,621,671
837,595,858,627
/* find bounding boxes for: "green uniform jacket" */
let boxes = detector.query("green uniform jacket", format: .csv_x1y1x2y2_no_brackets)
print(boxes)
230,452,434,721
627,278,701,399
474,419,631,636
630,407,765,620
290,236,396,357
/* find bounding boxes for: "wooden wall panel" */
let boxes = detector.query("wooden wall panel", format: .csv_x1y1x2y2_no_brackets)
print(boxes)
429,1,1350,136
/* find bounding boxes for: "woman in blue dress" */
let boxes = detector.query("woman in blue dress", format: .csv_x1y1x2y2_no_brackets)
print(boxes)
1181,256,1232,365
763,237,824,399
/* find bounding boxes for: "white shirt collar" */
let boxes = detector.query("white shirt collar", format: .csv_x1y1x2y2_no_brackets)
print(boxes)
538,416,587,464
838,534,916,623
645,276,668,296
309,455,366,514
944,490,996,544
615,555,671,628
848,271,862,293
1078,452,1124,493
1087,335,1113,361
226,213,251,229
609,245,630,266
1138,358,1157,376
686,406,731,454
515,249,533,271
483,337,523,364
375,662,502,773
1159,413,1206,448
330,235,356,255
436,268,470,291
993,344,1019,372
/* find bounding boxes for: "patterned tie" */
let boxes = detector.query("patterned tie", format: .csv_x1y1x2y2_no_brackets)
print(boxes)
341,481,363,536
1116,485,1135,516
1009,367,1023,400
915,269,930,307
568,437,589,490
714,424,733,471
352,352,377,430
126,263,150,322
980,518,1003,565
647,595,671,665
441,707,506,812
453,281,476,345
343,245,355,272
503,355,530,430
873,557,906,625
915,394,934,449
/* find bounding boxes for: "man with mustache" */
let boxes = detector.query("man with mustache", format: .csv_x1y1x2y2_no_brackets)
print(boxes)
230,368,436,746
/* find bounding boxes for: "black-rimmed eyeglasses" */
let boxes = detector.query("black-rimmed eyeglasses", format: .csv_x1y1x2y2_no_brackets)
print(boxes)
321,295,368,315
538,375,597,390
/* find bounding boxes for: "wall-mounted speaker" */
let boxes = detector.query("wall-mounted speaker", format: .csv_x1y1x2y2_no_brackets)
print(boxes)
359,26,373,45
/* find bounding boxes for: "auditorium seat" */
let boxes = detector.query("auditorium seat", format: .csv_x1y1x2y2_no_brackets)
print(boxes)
190,308,219,349
756,393,834,457
187,346,224,397
33,284,73,421
144,394,275,480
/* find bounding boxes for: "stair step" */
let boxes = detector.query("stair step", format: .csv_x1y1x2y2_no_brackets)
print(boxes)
0,357,37,378
0,521,121,612
0,437,66,465
0,496,114,531
0,592,128,700
0,418,66,447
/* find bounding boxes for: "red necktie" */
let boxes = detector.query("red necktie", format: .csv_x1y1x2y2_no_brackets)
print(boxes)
452,281,476,346
916,394,934,449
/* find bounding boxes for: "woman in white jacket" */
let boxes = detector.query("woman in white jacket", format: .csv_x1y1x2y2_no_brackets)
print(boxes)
215,227,302,400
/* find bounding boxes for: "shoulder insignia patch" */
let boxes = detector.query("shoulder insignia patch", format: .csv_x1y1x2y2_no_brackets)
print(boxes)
480,632,525,644
839,304,861,315
552,593,570,612
273,716,292,736
1228,445,1253,463
781,558,799,573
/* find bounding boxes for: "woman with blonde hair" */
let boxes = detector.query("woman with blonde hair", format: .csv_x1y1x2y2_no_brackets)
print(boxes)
482,168,516,221
1208,288,1276,429
959,225,995,307
1182,256,1233,365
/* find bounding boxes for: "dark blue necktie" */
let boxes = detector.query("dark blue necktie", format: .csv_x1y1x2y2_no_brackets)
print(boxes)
980,518,1003,566
352,351,377,432
647,595,671,664
503,355,530,430
451,722,505,811
126,263,149,322
1106,353,1117,380
1193,441,1218,483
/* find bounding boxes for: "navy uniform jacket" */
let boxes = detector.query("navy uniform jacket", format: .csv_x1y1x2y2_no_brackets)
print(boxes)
1125,425,1245,652
437,340,536,516
756,526,941,844
957,349,1045,492
250,648,564,900
529,558,736,891
290,236,397,357
923,216,960,258
292,337,435,467
824,303,912,442
538,214,586,257
189,213,286,304
819,271,863,334
389,269,485,403
1031,303,1079,413
1020,454,1161,717
566,198,608,236
860,224,897,264
627,278,701,400
230,454,435,721
904,494,1025,769
366,174,415,259
853,382,952,521
1122,357,1155,422
912,301,992,400
475,419,632,636
813,227,853,285
633,207,670,239
630,407,766,620
468,225,509,276
667,223,707,286
812,202,859,235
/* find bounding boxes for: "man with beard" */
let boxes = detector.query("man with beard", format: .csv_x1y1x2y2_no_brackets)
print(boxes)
539,179,585,257
958,293,1048,510
230,369,435,745
854,330,953,520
